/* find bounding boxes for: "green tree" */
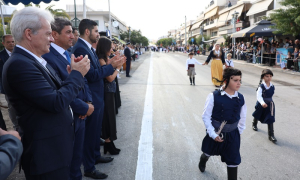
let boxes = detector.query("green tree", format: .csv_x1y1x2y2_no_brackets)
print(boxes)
26,3,70,19
156,38,172,47
269,0,300,36
120,29,149,46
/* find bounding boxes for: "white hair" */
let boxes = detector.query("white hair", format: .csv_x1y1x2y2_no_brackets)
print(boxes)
10,7,54,43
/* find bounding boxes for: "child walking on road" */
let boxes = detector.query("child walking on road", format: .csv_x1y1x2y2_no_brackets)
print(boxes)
199,68,247,180
252,69,277,143
186,52,202,85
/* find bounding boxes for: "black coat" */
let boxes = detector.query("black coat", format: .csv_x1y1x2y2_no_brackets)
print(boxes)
206,50,225,64
2,46,85,175
0,49,10,94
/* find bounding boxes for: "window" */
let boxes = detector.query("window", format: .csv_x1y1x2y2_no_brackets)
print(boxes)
255,16,266,23
211,31,217,37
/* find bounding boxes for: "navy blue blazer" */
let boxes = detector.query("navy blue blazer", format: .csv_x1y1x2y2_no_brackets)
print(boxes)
72,38,114,107
0,49,10,94
2,46,85,175
43,45,92,116
124,47,131,62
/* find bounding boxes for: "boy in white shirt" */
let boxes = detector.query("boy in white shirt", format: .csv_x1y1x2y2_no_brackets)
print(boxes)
225,53,234,68
186,52,202,85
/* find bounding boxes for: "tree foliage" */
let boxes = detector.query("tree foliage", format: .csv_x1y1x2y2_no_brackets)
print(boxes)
26,3,70,19
156,38,173,47
269,0,300,36
120,29,149,46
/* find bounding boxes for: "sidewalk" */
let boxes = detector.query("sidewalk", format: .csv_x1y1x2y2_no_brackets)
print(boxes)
174,51,300,76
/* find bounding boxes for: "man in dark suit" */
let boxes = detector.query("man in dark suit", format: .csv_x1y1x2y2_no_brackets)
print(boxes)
0,128,22,180
42,18,94,180
124,42,132,77
67,28,80,53
72,19,124,179
2,7,91,179
0,34,15,131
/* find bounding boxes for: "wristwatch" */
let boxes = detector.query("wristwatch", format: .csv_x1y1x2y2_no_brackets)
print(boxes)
116,69,120,72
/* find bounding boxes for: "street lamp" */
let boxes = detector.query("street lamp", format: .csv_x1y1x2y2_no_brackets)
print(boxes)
231,11,239,59
128,26,131,42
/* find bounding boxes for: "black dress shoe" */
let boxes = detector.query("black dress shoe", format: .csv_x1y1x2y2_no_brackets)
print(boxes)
126,75,132,77
100,138,105,146
84,170,108,179
95,157,114,164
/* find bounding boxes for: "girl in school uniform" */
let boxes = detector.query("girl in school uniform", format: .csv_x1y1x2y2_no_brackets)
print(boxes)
186,52,202,85
199,68,247,180
252,69,277,143
225,53,234,68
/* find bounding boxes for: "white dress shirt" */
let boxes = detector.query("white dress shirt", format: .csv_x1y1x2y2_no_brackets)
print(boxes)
257,81,274,105
5,48,12,57
51,43,68,61
202,87,247,140
79,37,93,53
225,59,234,67
16,45,48,70
186,58,202,70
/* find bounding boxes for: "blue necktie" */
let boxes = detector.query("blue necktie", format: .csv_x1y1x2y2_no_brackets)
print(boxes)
64,51,71,64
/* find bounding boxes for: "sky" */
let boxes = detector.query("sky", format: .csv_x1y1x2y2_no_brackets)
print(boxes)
8,0,212,40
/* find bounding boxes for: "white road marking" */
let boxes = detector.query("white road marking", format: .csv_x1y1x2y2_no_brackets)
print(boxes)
135,53,154,180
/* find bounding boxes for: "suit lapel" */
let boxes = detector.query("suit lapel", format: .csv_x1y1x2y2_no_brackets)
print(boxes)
13,47,61,88
78,39,101,69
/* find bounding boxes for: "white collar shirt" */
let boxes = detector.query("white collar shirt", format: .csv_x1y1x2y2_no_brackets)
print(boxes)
5,48,12,57
79,37,93,53
256,81,274,105
186,58,202,70
16,45,48,69
51,43,67,61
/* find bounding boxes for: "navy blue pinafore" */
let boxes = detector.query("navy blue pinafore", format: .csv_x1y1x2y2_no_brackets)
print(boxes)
201,90,245,166
252,84,275,124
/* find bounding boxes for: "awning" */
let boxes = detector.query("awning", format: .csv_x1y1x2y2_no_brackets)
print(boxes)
191,20,203,30
231,20,277,38
217,12,229,27
203,36,223,43
229,4,244,18
246,0,273,16
113,36,126,44
205,7,218,19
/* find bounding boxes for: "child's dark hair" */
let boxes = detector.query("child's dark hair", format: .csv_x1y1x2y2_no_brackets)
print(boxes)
256,69,273,91
213,67,242,90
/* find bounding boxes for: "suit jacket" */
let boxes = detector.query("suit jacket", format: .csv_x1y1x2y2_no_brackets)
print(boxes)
43,45,92,116
2,46,85,175
124,47,131,62
0,49,10,94
72,38,114,108
0,134,23,180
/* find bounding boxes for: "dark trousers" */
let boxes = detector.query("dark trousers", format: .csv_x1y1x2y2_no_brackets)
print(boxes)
83,105,102,173
0,109,7,130
69,117,86,180
95,104,104,160
25,167,69,180
126,60,131,76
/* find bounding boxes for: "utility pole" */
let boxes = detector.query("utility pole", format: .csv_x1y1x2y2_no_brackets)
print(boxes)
108,0,112,39
83,0,86,18
185,16,187,46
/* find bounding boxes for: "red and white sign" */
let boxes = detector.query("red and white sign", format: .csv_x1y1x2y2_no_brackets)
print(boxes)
236,27,241,32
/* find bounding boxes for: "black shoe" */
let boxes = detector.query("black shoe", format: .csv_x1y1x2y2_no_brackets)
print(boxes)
268,123,277,143
198,153,209,172
104,142,119,155
111,141,121,152
84,170,108,179
252,118,258,131
95,156,114,164
100,138,105,146
227,166,238,180
126,75,132,77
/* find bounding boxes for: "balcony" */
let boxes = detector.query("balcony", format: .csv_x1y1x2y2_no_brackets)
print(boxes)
204,20,218,30
218,22,243,32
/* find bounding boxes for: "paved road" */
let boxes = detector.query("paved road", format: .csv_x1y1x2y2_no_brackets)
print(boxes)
5,51,300,180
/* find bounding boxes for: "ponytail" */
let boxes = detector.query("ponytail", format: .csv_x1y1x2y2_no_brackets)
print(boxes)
256,78,263,91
